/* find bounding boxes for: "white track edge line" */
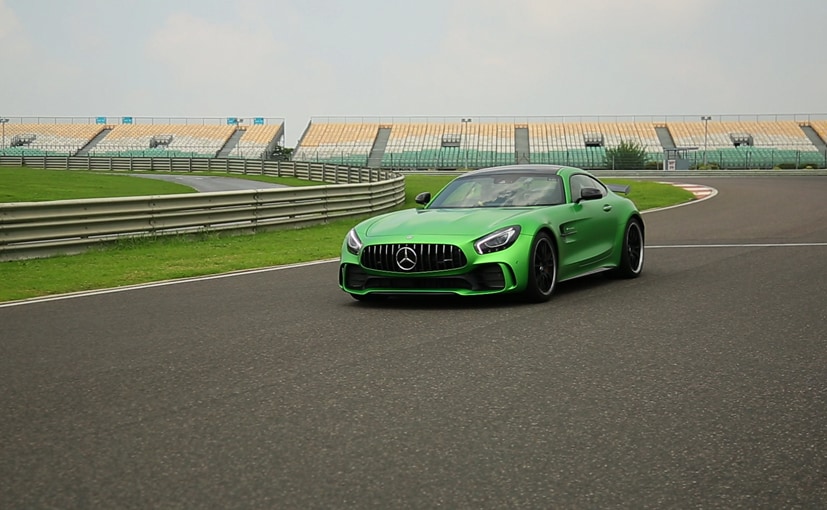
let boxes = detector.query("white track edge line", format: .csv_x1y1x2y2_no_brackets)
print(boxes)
0,258,340,308
648,242,827,248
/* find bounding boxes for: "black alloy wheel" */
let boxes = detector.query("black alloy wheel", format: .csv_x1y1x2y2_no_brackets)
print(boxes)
614,218,644,278
525,232,557,302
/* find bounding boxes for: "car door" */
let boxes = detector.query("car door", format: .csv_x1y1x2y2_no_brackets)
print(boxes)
557,174,618,273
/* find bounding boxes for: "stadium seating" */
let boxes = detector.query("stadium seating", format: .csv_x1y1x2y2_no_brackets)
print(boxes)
0,124,104,156
89,124,236,158
380,123,516,168
528,122,662,168
808,121,827,149
292,123,379,166
2,117,824,169
291,119,826,170
227,124,282,159
670,120,822,168
670,120,815,150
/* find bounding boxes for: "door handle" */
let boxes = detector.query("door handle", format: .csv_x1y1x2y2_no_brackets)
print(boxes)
602,204,612,212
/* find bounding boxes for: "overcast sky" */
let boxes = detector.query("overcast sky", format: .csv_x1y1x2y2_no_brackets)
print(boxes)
1,0,825,145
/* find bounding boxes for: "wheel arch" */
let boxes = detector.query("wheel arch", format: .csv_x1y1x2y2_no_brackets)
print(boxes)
630,212,645,235
522,226,559,302
618,212,645,245
535,225,560,253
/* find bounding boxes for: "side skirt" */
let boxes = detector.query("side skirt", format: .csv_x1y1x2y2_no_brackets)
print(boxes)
557,265,614,283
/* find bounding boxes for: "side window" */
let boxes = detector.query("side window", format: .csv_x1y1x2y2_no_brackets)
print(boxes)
569,174,606,201
584,175,607,196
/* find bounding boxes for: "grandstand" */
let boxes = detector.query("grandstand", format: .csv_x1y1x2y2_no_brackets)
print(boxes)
89,124,236,158
807,121,827,151
0,118,284,159
292,123,380,166
527,122,662,168
669,120,824,169
228,124,284,159
0,123,105,156
292,116,827,170
377,122,515,168
2,115,825,169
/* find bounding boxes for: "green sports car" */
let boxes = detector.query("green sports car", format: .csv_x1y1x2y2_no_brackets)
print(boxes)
339,164,644,302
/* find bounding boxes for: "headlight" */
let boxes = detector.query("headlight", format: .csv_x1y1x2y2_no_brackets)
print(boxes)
345,228,362,255
474,226,521,255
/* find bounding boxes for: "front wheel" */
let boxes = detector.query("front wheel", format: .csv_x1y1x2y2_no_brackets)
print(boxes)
613,218,644,278
523,232,557,302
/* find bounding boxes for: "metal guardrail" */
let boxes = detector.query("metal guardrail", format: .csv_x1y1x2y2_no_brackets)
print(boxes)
0,157,405,260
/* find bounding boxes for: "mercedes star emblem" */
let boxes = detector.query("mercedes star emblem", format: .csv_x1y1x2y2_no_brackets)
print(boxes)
395,246,417,271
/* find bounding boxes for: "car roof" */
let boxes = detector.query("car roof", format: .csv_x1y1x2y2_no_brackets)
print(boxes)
459,164,585,178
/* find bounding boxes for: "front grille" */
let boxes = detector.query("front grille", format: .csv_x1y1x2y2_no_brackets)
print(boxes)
343,263,506,292
361,243,467,273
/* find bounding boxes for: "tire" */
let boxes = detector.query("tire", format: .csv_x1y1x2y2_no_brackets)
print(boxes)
523,232,557,302
613,218,644,278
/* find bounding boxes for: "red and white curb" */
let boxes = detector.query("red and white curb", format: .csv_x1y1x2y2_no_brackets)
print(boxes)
659,182,717,200
645,182,717,214
669,183,716,200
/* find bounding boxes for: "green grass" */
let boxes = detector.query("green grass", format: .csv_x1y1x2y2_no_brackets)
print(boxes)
0,169,693,302
601,179,694,211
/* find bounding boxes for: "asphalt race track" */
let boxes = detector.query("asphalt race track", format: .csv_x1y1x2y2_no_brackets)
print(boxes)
128,173,288,192
1,177,825,509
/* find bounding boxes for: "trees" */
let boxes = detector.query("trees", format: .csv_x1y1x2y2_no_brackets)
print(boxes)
605,140,646,170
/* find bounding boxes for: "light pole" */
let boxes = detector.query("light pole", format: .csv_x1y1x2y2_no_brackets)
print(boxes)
0,118,8,152
461,118,471,168
236,118,244,158
701,116,711,167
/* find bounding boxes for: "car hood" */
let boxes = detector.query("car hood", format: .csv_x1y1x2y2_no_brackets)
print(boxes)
362,207,533,238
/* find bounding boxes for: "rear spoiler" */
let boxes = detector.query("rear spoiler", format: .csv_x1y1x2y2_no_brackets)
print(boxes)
608,184,631,195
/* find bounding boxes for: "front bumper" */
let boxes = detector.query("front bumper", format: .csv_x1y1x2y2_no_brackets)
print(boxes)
340,262,515,295
338,234,534,297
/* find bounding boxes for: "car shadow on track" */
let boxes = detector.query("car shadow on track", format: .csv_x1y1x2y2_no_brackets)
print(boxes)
345,273,618,310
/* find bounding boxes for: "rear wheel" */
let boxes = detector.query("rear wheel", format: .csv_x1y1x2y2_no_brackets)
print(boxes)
523,232,557,302
613,218,644,278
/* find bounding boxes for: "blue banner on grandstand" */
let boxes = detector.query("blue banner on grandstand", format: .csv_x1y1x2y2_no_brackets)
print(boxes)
227,117,239,125
254,117,264,125
122,117,133,124
96,117,106,124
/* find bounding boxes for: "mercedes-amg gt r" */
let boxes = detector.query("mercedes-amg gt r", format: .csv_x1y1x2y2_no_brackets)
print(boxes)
339,164,644,302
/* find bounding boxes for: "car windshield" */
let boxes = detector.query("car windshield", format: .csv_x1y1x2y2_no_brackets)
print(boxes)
428,173,565,208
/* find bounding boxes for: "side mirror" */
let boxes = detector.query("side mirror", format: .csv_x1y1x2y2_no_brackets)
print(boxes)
577,187,603,203
415,192,431,206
